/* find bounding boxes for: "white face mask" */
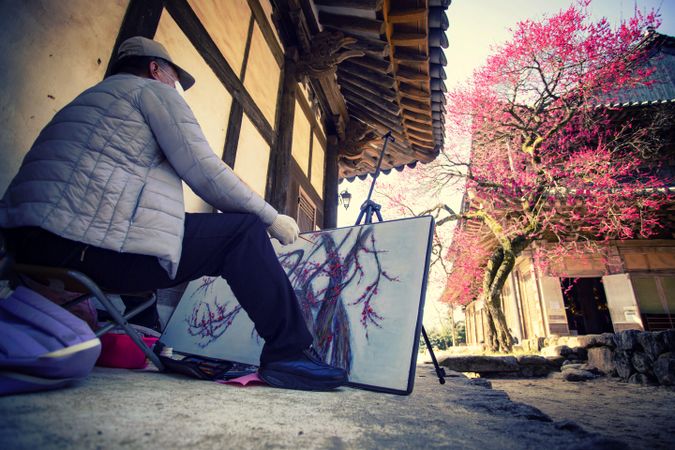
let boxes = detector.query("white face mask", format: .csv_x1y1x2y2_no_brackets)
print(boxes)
174,80,185,98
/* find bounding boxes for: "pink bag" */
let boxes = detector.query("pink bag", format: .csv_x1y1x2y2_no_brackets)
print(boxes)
97,333,159,369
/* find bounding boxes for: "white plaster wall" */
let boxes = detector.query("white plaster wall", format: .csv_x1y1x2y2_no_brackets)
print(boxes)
538,276,567,332
155,10,233,213
516,257,547,338
292,99,312,175
311,133,325,197
233,115,270,197
0,0,129,194
502,276,523,342
602,273,644,331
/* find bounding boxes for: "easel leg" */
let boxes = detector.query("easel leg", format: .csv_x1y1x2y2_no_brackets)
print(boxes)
422,326,446,384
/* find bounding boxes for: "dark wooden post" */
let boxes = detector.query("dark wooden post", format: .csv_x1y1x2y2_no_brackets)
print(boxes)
164,0,274,145
104,0,164,77
323,135,339,228
266,48,298,213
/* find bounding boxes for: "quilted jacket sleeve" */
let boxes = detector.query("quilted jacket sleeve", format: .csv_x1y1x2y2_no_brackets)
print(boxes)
139,82,278,225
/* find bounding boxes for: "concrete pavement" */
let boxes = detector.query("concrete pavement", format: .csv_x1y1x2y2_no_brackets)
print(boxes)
0,365,626,449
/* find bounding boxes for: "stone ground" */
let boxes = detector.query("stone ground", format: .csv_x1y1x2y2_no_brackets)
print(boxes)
490,374,675,450
0,364,634,450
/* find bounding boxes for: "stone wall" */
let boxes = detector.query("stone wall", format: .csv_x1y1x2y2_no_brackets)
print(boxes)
439,330,675,385
539,330,675,385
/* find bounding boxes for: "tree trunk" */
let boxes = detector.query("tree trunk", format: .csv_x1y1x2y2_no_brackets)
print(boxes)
485,298,514,351
480,239,533,353
484,310,500,352
481,248,505,352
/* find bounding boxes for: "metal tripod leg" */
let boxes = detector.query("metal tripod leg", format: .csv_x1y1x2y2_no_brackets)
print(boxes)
422,326,446,384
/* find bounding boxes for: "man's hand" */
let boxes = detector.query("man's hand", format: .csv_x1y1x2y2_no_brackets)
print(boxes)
268,214,300,245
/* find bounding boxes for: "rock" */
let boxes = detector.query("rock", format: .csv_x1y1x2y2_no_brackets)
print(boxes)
615,330,640,351
439,356,520,373
545,336,559,347
600,332,618,349
637,332,664,361
560,336,581,348
576,334,600,348
561,363,584,371
562,363,601,375
547,371,564,380
613,350,634,380
559,346,576,357
541,345,571,357
519,365,552,377
564,359,584,366
653,352,675,386
587,346,616,376
627,373,657,386
562,369,597,382
444,370,467,378
631,352,652,374
517,355,549,366
516,355,556,377
545,356,565,368
575,347,588,361
467,378,492,389
656,330,675,353
565,352,580,361
578,364,602,375
577,334,616,349
518,355,557,377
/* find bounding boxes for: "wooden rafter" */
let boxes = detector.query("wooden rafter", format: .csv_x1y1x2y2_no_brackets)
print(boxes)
343,90,401,118
337,73,397,102
311,0,446,177
320,12,385,38
388,8,426,23
314,0,383,10
338,62,396,88
339,77,397,103
346,54,393,73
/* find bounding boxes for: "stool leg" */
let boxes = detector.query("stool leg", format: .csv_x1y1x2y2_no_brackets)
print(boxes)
96,297,156,336
67,271,165,371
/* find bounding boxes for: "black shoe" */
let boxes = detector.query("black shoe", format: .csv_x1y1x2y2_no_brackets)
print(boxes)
258,347,348,391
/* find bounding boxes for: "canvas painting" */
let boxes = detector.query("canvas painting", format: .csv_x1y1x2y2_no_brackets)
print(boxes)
160,216,434,394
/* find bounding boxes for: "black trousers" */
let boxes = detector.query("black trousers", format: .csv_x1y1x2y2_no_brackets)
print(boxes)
5,213,313,364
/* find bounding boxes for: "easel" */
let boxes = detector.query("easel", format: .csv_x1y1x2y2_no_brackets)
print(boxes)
354,131,447,385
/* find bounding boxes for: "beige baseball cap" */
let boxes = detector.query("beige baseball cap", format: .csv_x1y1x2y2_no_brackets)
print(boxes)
115,36,195,90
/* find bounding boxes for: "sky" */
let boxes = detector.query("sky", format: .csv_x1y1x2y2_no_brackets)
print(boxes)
336,0,675,332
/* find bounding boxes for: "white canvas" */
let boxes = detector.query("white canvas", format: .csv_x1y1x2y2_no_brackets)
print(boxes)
160,216,434,393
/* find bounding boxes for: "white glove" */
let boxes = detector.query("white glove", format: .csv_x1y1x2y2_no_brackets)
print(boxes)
267,214,300,245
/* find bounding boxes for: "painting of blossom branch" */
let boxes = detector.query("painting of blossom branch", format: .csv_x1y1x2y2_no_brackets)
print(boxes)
183,276,243,347
161,216,434,393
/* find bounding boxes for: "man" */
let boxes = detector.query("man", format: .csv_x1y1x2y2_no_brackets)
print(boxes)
0,36,346,391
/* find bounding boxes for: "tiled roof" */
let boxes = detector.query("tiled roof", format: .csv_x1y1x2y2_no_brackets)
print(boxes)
601,32,675,107
312,0,451,180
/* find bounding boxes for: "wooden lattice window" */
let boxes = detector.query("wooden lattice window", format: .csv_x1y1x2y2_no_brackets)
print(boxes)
297,187,316,233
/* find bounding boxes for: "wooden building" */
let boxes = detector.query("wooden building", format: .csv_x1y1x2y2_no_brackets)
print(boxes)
0,0,450,233
457,33,675,346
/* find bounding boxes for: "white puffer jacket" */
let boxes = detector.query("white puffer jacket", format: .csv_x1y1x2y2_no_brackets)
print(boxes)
0,74,278,278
